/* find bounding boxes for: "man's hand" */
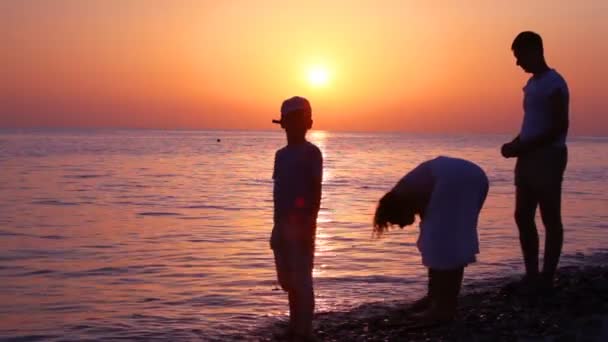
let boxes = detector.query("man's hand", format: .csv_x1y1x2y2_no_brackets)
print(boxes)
501,135,521,158
501,141,519,158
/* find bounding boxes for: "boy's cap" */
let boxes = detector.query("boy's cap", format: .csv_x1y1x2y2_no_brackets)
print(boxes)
272,96,312,124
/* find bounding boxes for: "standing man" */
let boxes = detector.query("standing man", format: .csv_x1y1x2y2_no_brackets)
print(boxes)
502,31,569,291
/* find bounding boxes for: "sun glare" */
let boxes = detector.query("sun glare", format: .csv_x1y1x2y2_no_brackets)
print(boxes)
307,66,330,87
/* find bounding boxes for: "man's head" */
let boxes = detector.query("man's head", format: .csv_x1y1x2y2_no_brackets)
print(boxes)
373,191,416,236
512,31,545,73
273,96,313,138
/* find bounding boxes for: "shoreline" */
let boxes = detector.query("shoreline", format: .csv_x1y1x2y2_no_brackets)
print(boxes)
245,252,608,341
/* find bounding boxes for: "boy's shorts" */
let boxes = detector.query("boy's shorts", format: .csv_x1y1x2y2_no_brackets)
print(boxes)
273,244,314,292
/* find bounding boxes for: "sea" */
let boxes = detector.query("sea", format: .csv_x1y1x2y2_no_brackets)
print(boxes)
0,129,607,340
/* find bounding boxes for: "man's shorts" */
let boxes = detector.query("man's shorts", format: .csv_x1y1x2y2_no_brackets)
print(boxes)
515,146,568,191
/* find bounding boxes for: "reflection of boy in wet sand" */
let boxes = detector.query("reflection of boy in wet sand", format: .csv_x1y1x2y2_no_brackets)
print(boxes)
271,96,323,340
374,156,489,324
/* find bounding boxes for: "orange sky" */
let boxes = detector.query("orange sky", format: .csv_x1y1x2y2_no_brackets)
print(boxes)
2,0,607,134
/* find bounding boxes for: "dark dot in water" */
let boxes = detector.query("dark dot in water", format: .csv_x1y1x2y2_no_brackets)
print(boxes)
217,138,221,142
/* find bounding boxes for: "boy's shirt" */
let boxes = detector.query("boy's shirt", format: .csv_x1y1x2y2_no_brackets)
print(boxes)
271,141,323,248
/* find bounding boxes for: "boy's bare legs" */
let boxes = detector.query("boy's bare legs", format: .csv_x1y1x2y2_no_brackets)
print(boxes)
286,251,315,341
288,285,314,340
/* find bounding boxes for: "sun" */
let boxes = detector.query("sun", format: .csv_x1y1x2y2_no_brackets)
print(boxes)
307,66,330,87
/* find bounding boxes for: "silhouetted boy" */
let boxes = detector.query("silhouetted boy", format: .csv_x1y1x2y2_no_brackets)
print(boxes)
271,96,322,340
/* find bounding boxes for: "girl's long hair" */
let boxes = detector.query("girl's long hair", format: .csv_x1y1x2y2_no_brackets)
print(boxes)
373,191,402,237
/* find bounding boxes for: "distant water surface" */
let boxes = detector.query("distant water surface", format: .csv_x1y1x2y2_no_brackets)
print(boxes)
0,129,606,340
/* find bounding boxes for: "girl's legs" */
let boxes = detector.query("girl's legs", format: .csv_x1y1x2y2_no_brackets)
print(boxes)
410,268,434,312
414,267,464,322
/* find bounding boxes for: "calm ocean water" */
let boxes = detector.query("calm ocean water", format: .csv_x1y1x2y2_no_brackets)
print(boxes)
0,129,607,340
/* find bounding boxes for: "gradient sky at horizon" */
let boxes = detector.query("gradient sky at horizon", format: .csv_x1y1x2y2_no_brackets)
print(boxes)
2,0,607,134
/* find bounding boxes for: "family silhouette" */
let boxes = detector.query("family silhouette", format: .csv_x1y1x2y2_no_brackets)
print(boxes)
270,31,569,341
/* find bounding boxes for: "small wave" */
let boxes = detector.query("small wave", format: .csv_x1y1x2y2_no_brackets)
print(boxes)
146,233,191,239
0,265,21,271
158,255,203,263
39,235,65,240
31,199,78,206
326,235,356,242
323,179,351,186
45,304,91,313
317,274,416,285
0,230,30,237
164,294,241,307
1,334,62,341
103,183,150,189
240,179,273,186
187,239,214,243
324,221,370,229
18,269,55,276
181,204,242,211
566,190,590,195
141,297,161,303
65,267,130,277
357,185,390,190
63,174,106,179
82,244,115,249
137,212,182,216
157,272,208,279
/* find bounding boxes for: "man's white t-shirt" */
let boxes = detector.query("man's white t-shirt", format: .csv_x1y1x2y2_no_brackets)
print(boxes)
520,69,569,147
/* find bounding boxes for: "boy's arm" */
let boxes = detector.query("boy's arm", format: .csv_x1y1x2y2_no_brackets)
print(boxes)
272,151,279,224
271,151,283,249
311,149,323,217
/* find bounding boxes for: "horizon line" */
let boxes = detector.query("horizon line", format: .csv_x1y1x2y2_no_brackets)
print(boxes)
1,126,607,139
